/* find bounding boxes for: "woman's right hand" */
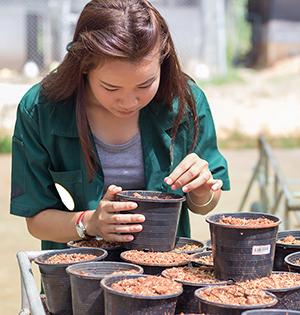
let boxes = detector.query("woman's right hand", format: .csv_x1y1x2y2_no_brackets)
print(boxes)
85,185,145,242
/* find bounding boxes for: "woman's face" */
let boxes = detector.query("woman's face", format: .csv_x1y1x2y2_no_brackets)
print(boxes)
87,50,161,118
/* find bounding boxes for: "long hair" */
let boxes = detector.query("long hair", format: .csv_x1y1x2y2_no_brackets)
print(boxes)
42,0,198,181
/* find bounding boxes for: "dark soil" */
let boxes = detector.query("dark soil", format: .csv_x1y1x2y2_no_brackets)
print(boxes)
121,250,190,266
132,192,173,200
162,266,222,284
44,253,97,264
111,275,182,296
240,272,300,290
197,285,276,306
277,235,300,245
218,216,276,227
70,238,121,249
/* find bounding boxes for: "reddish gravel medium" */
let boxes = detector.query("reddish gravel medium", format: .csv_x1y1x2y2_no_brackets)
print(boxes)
132,192,173,200
240,272,300,290
174,243,203,252
218,216,276,227
163,267,222,284
111,276,182,296
277,235,300,245
191,254,213,266
121,250,190,266
45,253,97,264
197,285,276,306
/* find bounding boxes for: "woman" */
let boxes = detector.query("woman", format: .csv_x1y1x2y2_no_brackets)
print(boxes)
10,0,230,250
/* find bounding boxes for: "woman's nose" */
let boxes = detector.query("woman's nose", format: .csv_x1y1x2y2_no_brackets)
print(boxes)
117,96,139,109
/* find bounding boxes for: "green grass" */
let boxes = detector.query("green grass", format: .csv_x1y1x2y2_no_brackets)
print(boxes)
0,136,12,153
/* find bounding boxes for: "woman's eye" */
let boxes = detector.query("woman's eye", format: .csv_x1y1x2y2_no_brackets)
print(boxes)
103,86,118,92
138,83,152,89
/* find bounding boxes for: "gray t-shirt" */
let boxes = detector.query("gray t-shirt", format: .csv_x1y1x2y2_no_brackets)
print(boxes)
94,132,145,192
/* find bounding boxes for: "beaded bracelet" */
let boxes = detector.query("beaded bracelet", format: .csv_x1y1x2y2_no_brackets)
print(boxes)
187,191,215,208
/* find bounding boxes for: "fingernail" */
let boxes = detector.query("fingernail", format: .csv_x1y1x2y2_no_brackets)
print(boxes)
138,215,145,221
171,184,176,190
127,235,134,241
165,178,172,185
182,186,188,193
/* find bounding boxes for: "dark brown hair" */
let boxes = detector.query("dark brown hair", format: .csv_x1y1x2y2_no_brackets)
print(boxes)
42,0,198,180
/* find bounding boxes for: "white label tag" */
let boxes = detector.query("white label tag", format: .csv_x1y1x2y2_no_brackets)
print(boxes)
252,245,271,255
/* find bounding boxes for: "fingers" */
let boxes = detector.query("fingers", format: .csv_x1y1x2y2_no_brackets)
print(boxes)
105,233,135,243
107,213,145,224
102,185,122,201
103,200,138,213
106,224,143,234
209,179,223,191
181,170,212,193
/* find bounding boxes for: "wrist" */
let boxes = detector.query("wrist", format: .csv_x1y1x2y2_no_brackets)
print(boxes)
188,190,215,208
75,210,93,239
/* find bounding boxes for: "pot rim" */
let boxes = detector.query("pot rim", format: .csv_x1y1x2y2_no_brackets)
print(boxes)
67,239,123,250
116,190,186,203
284,252,300,268
34,248,108,267
206,212,281,229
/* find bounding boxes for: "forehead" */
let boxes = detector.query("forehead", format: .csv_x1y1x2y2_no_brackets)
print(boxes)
92,50,161,83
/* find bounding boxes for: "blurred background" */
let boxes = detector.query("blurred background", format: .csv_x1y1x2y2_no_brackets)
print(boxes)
0,0,300,314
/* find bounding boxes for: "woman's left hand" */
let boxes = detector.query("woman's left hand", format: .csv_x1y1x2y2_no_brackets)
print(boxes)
164,153,223,195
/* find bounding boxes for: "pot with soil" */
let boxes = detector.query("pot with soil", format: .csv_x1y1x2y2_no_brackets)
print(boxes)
34,248,107,315
239,271,300,310
206,212,280,281
173,237,205,254
66,261,143,315
274,231,300,271
67,238,124,261
100,274,183,315
162,266,227,314
120,249,190,275
190,251,214,268
194,284,278,315
116,190,185,252
285,251,300,273
242,309,300,314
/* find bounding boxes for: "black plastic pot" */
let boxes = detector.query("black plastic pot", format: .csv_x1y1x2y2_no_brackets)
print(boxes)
206,212,280,281
205,239,212,251
173,237,205,254
101,274,183,315
274,230,300,271
162,267,226,314
285,251,300,273
242,309,300,314
120,250,189,275
194,286,278,315
66,261,143,315
264,271,300,311
190,251,214,268
34,248,107,315
67,239,124,262
116,190,185,252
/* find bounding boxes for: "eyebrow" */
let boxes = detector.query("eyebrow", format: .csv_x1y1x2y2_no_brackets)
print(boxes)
100,76,157,88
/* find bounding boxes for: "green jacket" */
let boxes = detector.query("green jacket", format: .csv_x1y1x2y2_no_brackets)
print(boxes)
10,82,230,250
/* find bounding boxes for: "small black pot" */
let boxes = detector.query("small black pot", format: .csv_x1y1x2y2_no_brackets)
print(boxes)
206,212,280,281
66,261,143,315
173,237,205,254
242,309,300,314
101,274,183,315
190,251,214,268
265,271,300,311
194,286,278,315
274,230,300,271
34,248,107,315
162,267,227,314
120,250,189,275
67,239,124,262
285,251,300,273
116,190,185,252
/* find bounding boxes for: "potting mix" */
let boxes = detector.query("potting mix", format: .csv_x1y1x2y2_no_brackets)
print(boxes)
218,216,276,227
197,285,276,306
191,252,213,266
277,235,300,245
110,275,182,296
121,250,190,265
69,238,121,249
44,253,98,264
